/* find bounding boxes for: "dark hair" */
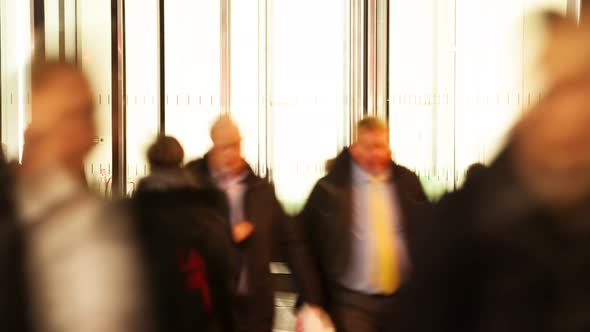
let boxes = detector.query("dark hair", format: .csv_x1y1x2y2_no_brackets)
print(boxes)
147,136,185,169
465,163,487,183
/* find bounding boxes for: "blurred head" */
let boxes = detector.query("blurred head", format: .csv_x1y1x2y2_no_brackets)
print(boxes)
350,117,392,177
511,6,590,208
541,11,590,86
465,162,487,184
147,136,184,171
208,115,245,178
24,60,95,177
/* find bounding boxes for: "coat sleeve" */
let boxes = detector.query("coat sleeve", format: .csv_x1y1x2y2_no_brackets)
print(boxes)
272,184,326,308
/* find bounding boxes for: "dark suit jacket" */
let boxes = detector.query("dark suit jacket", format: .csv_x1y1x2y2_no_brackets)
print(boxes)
186,155,324,328
297,148,429,305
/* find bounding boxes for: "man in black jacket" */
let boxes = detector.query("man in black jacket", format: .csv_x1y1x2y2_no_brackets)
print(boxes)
298,117,429,332
185,115,325,332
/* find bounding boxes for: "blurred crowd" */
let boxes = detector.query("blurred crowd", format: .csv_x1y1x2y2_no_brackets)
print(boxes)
2,8,590,332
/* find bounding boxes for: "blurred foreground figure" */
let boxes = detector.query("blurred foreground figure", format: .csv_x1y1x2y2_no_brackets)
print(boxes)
133,136,234,332
400,10,590,332
298,117,428,332
8,60,152,332
186,115,326,332
514,9,590,207
0,149,16,223
0,146,28,331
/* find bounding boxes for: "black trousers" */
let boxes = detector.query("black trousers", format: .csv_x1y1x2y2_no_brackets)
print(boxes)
329,288,397,332
232,294,273,332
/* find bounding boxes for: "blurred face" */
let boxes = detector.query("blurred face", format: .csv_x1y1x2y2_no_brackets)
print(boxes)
350,128,392,176
541,17,590,85
209,122,245,178
26,69,95,173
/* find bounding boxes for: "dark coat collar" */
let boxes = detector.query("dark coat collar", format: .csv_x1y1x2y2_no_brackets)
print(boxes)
325,147,400,187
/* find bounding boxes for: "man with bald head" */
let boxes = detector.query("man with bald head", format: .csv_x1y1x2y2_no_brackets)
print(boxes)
186,115,325,332
6,60,151,332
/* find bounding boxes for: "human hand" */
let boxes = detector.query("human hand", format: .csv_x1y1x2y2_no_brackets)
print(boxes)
232,220,255,243
295,304,334,332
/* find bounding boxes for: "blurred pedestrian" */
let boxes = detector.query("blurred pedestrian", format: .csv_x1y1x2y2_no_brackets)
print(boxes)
298,117,429,332
186,115,326,332
133,135,235,332
11,59,152,332
400,11,590,332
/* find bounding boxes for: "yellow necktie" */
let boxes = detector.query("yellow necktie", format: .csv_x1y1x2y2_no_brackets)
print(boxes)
368,177,399,294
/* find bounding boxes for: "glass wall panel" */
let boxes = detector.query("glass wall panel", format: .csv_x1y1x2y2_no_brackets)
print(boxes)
41,0,78,65
77,0,113,196
44,0,60,58
125,0,158,194
165,0,220,162
0,0,32,161
388,0,453,197
269,0,350,212
230,0,262,172
453,0,525,184
389,0,570,197
63,0,77,61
